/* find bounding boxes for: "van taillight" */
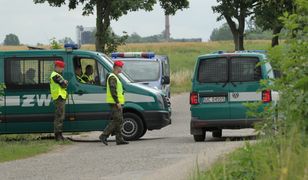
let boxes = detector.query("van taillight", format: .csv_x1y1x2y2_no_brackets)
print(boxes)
262,90,272,103
190,92,199,105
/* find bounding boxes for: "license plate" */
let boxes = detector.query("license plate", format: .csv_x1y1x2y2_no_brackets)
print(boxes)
203,96,226,103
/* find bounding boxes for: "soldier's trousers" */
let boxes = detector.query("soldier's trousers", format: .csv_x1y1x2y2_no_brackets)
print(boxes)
54,97,66,134
103,104,124,140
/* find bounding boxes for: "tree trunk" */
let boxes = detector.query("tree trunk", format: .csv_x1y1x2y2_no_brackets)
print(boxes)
232,32,240,51
96,0,104,52
272,26,283,47
95,0,111,53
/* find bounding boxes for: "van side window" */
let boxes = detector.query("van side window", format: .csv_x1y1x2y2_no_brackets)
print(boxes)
73,57,101,86
198,58,228,83
230,57,261,82
4,58,57,89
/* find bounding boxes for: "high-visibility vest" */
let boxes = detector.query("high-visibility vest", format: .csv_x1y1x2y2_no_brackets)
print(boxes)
106,73,125,105
76,75,86,83
82,74,94,83
50,71,67,100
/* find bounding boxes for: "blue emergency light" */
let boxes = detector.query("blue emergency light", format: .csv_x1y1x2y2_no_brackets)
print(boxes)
111,52,155,59
64,43,80,50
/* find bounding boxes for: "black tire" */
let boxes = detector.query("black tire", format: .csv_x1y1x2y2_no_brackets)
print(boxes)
122,113,144,141
212,130,222,138
193,131,206,142
138,128,147,139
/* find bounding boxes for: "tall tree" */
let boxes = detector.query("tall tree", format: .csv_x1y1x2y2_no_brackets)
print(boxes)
254,0,294,47
212,0,257,50
34,0,189,53
3,34,20,46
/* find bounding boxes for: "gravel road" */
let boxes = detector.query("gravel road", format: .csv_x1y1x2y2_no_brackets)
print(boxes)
0,93,256,180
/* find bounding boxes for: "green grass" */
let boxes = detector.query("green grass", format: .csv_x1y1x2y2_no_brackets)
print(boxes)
192,131,308,180
0,135,71,163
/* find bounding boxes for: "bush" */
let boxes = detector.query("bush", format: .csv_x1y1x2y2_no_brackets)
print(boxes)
196,0,308,179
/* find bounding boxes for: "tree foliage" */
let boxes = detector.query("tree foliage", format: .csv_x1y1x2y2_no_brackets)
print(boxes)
210,23,233,41
34,0,189,54
254,0,295,47
3,34,20,46
212,0,257,50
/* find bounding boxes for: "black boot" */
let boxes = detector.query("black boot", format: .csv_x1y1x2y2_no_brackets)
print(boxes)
116,136,129,145
99,134,108,146
55,132,64,141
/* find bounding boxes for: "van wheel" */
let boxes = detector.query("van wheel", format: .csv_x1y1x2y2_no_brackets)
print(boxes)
122,113,144,141
138,129,147,139
193,131,206,142
212,130,222,138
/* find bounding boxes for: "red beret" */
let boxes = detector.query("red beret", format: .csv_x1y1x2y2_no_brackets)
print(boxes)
55,60,65,68
114,60,124,67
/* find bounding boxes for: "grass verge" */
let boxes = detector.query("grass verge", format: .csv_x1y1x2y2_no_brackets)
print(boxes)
0,134,71,163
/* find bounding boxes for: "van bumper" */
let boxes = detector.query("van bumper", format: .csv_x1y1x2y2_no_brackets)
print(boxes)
190,117,261,135
143,111,171,130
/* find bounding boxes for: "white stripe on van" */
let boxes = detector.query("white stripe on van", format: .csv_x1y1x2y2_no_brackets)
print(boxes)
71,94,106,104
4,93,156,107
71,93,155,104
229,92,262,102
5,96,20,106
125,93,155,103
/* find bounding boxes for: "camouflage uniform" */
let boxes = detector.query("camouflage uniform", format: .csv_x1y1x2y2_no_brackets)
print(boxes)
101,75,126,144
54,97,66,134
50,72,68,139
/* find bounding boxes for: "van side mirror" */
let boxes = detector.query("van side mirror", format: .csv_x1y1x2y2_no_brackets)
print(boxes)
162,76,170,85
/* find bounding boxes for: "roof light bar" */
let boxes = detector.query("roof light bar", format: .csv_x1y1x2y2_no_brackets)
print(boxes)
111,52,155,59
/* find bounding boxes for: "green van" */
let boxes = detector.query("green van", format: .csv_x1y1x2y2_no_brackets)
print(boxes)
0,46,171,140
190,51,276,142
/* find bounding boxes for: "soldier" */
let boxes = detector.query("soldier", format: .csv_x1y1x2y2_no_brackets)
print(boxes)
82,65,95,84
50,60,68,141
99,60,128,145
75,66,86,83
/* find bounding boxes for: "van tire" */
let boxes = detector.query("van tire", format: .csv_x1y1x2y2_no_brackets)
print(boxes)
212,130,222,138
139,129,147,139
122,113,144,141
193,132,206,142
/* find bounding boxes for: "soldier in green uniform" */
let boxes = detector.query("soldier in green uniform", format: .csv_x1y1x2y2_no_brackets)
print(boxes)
50,60,68,141
75,66,86,83
82,65,94,84
99,60,128,145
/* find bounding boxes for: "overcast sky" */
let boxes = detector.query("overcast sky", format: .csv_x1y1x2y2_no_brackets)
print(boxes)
0,0,225,45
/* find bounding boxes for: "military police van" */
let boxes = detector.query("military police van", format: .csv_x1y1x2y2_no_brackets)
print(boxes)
111,52,171,98
190,51,277,142
0,45,171,140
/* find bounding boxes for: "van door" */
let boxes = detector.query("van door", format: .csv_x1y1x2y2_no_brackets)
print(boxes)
69,55,110,131
3,56,70,133
0,56,5,133
228,57,262,119
194,58,230,120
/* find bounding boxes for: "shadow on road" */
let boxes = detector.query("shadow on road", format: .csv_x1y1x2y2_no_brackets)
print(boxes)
206,135,257,142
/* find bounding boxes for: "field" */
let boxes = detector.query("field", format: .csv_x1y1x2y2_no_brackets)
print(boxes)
0,40,272,93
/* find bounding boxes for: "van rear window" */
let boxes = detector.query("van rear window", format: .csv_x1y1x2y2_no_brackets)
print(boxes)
230,57,261,82
198,58,228,83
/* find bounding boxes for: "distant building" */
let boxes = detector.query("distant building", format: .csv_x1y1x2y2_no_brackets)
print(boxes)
76,26,96,45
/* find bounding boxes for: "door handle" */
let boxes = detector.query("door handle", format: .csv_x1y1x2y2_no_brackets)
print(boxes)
75,90,86,95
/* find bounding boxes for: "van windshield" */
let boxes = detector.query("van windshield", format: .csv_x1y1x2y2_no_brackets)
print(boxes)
122,60,160,82
98,53,133,83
